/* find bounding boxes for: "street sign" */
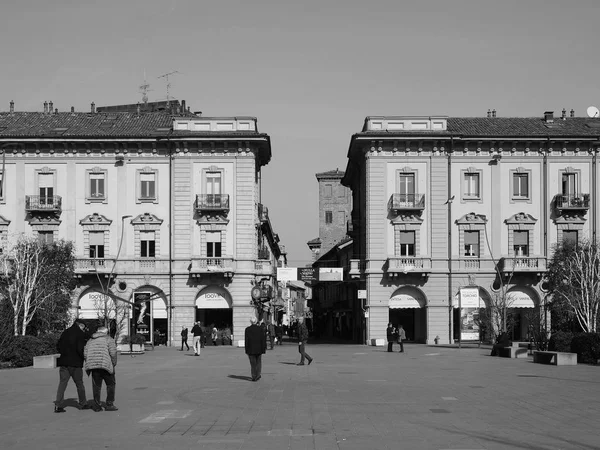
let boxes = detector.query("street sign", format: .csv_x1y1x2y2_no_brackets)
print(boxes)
358,290,367,299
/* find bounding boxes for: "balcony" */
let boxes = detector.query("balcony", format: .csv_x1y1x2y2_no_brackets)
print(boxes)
190,257,235,278
75,258,115,275
255,259,274,276
500,256,546,274
258,247,270,260
194,194,230,214
74,258,171,275
388,193,425,212
25,195,62,212
387,257,431,278
348,259,365,279
555,194,590,212
258,204,269,223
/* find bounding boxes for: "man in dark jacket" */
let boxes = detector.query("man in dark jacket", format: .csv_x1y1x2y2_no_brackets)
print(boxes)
490,332,512,356
54,319,90,413
386,323,395,352
191,321,202,356
297,317,313,366
245,317,266,381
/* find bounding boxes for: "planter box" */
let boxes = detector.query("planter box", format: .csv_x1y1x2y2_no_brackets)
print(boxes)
370,338,385,347
33,353,60,369
118,344,145,354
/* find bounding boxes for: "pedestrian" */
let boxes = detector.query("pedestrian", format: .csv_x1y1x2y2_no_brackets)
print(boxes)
297,317,313,365
211,325,218,346
180,325,190,351
83,326,118,412
490,332,511,356
275,322,283,345
386,323,395,353
54,319,90,413
268,321,276,349
397,324,406,353
244,317,266,381
191,321,203,356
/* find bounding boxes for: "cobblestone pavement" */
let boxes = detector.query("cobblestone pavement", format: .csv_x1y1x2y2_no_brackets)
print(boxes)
1,342,599,450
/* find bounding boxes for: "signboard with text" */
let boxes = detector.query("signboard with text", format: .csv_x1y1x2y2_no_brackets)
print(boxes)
133,292,152,343
298,267,317,283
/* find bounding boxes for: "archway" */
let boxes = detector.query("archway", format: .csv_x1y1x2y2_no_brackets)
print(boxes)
506,286,539,342
195,286,233,345
388,287,427,343
131,287,168,346
452,287,492,342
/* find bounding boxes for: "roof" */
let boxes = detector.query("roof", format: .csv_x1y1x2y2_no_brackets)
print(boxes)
356,117,600,139
306,237,321,246
316,168,345,179
0,111,268,139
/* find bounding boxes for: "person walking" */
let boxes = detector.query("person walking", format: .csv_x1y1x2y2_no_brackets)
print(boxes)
191,321,202,356
386,323,395,353
275,322,283,345
268,321,276,350
397,324,407,353
244,317,266,381
83,326,118,412
54,319,90,413
297,317,313,366
180,326,190,351
211,325,218,346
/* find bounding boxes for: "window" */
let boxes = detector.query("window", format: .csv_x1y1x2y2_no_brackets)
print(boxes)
563,230,578,246
513,231,529,256
337,211,345,225
464,173,480,199
399,173,415,203
324,184,332,197
325,211,332,224
512,173,529,199
38,231,54,245
89,232,105,258
399,231,415,256
464,231,479,257
140,231,155,257
206,231,222,258
90,173,105,199
140,173,156,200
562,173,577,196
39,173,54,205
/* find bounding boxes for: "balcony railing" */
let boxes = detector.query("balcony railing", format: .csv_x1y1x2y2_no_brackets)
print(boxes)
387,257,432,276
194,194,230,213
190,257,235,277
258,247,270,260
388,193,425,212
25,195,62,212
555,194,590,211
75,258,171,274
500,256,547,273
255,259,274,276
348,259,365,279
258,203,269,223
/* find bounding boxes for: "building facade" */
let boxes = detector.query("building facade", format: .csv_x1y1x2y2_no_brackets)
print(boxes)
0,100,281,347
342,111,600,345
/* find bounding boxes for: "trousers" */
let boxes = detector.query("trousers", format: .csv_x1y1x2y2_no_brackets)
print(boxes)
55,366,87,407
247,354,262,380
91,369,116,406
299,342,312,364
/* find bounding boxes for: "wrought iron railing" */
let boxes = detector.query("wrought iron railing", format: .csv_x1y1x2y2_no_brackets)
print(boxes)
555,194,590,210
25,195,62,211
388,193,425,211
195,194,230,211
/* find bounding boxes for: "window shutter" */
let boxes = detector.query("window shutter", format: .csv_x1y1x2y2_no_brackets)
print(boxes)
399,231,415,244
38,173,53,188
89,232,104,246
464,231,479,245
513,231,528,245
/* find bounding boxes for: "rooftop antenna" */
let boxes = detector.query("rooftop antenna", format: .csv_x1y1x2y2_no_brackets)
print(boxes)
139,70,152,105
158,70,180,105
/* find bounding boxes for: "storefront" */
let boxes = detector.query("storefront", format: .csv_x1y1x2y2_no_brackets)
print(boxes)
388,287,427,343
195,286,233,338
506,287,537,341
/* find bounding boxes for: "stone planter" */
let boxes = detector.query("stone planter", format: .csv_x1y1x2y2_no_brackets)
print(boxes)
118,343,145,354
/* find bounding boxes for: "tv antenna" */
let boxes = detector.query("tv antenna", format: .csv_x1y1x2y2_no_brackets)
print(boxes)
158,70,180,103
139,70,153,105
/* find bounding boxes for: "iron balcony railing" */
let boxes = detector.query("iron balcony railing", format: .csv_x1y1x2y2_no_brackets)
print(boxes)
194,194,230,212
388,193,425,211
25,195,62,211
555,193,590,210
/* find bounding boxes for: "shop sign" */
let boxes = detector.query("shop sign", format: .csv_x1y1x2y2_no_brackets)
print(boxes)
277,267,298,281
134,293,152,343
318,267,343,281
298,267,317,282
459,287,480,308
358,290,367,299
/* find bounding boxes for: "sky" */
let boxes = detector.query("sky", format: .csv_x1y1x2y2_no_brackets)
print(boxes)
1,0,599,266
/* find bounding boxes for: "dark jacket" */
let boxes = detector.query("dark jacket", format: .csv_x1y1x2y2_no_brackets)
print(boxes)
298,322,309,343
191,324,202,337
245,324,267,355
181,327,188,338
386,326,395,342
56,323,87,368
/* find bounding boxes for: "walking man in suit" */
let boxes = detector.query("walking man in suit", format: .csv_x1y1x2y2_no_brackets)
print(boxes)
297,317,313,366
245,317,266,381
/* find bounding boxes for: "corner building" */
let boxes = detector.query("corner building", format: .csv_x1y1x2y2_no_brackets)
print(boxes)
342,112,600,345
0,101,277,347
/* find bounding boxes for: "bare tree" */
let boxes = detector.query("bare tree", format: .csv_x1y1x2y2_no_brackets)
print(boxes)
546,239,600,333
91,292,129,341
0,235,75,336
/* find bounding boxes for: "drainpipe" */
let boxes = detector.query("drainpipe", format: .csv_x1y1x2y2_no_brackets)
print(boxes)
593,139,598,243
168,138,174,347
447,137,454,345
543,138,549,254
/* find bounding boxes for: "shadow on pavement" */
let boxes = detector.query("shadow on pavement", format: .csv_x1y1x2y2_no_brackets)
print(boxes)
279,362,298,365
227,375,253,382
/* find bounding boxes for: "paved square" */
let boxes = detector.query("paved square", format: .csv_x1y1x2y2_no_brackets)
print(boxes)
1,342,599,449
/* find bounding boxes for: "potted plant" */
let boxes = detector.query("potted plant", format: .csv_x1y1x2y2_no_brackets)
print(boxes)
118,334,147,353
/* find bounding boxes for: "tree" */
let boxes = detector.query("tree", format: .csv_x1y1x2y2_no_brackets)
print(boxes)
0,235,76,336
546,238,600,333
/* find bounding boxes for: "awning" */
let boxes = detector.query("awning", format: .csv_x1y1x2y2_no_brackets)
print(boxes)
389,294,424,309
508,291,535,308
195,286,232,309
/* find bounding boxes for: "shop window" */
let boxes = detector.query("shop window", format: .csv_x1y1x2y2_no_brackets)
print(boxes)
513,230,529,256
89,231,105,258
464,231,479,257
140,231,156,257
399,231,415,256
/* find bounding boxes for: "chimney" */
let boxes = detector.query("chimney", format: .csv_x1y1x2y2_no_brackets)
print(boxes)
487,109,491,118
71,106,75,113
44,101,48,113
492,109,497,118
91,102,95,113
570,109,575,118
544,111,554,123
9,100,14,113
187,106,191,113
561,108,567,119
54,108,58,114
136,102,141,116
181,100,186,112
49,101,53,113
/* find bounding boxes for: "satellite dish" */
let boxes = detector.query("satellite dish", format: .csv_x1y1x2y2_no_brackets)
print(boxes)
587,106,600,118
